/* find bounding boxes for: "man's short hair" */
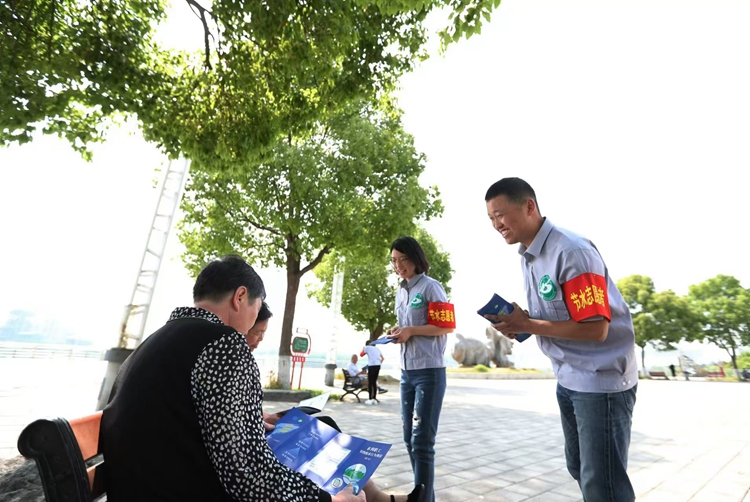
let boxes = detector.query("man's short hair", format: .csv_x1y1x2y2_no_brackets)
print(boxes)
484,177,540,211
193,255,266,303
255,302,273,324
390,236,430,275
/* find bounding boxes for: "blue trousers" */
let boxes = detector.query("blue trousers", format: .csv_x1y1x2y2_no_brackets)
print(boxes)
400,368,446,502
556,383,637,502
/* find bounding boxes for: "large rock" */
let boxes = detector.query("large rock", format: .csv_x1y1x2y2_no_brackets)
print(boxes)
451,334,492,367
451,328,516,368
486,326,514,368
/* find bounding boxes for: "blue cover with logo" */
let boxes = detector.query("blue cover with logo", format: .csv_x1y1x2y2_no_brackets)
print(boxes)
370,337,395,345
266,408,391,494
477,294,532,342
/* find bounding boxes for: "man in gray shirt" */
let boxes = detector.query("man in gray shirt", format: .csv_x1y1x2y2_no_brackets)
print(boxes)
483,177,638,502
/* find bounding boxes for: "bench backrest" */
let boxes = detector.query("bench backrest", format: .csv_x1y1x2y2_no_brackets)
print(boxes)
18,412,105,502
342,369,356,389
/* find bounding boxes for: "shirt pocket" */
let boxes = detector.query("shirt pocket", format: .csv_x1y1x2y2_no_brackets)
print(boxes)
406,305,428,327
542,300,570,321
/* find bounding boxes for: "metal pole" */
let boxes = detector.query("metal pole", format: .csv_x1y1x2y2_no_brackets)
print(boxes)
96,158,191,410
324,260,345,386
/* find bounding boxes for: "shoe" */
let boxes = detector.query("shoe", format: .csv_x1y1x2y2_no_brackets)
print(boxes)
378,387,388,394
364,399,373,405
389,483,425,502
408,484,426,502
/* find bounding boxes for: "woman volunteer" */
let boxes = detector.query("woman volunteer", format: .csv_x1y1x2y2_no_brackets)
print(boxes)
387,236,455,502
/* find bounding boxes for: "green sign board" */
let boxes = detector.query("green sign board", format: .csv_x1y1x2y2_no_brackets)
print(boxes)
292,336,309,353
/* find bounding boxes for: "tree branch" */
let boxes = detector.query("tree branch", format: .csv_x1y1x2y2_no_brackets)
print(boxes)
213,196,283,236
300,246,331,276
185,0,214,69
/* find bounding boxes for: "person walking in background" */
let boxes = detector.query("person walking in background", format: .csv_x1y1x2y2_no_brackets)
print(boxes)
361,340,384,405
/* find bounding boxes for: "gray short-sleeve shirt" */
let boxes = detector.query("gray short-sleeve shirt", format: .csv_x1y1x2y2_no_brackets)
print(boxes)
520,218,638,393
395,273,449,370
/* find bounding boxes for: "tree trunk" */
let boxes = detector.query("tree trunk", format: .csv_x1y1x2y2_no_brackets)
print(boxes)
729,346,740,381
278,265,302,390
369,320,385,343
640,344,647,377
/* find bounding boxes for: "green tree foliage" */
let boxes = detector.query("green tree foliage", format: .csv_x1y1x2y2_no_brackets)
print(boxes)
2,0,503,165
178,100,441,387
736,351,750,370
0,0,168,159
688,275,750,380
308,227,453,342
617,275,698,374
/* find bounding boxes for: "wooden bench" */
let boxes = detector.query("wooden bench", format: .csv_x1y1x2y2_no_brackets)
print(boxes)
340,369,367,403
648,370,669,379
17,412,106,502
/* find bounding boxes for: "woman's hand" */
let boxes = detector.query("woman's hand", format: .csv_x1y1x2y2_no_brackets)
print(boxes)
387,326,414,344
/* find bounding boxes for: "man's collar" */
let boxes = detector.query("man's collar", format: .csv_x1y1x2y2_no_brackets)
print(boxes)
518,218,554,258
400,273,425,289
169,307,223,325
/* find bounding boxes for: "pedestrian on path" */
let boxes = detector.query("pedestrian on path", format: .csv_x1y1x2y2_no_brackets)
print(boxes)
361,341,384,405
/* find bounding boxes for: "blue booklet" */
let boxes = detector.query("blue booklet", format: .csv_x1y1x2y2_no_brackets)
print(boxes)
477,294,532,343
370,336,395,345
266,408,391,494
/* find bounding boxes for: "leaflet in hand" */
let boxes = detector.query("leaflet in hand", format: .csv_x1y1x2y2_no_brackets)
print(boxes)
370,336,395,345
477,293,532,342
277,392,332,418
266,408,391,494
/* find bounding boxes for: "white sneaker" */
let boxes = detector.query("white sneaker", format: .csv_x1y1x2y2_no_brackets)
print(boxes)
364,399,373,405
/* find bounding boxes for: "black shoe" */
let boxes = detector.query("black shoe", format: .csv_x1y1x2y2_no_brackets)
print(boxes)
408,484,426,502
390,484,426,502
378,387,389,394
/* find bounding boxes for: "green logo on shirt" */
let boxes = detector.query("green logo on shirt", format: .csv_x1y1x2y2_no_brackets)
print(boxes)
410,293,425,309
538,275,557,301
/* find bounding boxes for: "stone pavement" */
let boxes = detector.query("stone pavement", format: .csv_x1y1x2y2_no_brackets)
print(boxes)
2,359,750,501
264,377,750,502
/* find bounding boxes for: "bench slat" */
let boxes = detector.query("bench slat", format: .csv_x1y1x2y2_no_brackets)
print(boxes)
69,412,102,461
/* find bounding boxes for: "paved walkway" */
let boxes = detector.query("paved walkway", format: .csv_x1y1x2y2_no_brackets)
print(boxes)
264,376,750,502
2,359,750,501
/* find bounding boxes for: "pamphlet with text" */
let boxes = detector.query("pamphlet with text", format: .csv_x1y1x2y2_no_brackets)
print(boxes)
266,408,391,494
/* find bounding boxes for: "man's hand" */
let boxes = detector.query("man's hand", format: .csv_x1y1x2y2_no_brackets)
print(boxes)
332,485,366,502
263,411,282,432
387,326,414,344
485,302,530,339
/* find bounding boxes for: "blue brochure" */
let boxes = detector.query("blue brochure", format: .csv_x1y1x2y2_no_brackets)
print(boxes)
266,408,391,494
370,337,395,345
477,294,532,343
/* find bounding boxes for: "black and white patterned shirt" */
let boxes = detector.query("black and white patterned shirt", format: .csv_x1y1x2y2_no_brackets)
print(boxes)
172,307,330,502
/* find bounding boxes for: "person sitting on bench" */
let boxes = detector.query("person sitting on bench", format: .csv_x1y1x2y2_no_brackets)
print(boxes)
101,255,423,502
346,354,367,387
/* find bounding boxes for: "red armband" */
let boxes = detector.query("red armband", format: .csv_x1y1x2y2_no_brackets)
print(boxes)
562,273,611,322
427,302,456,328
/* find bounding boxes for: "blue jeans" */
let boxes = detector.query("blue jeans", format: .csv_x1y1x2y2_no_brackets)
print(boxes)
401,368,446,502
556,383,637,502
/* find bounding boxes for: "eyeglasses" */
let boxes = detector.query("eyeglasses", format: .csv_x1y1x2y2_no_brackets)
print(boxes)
391,256,410,266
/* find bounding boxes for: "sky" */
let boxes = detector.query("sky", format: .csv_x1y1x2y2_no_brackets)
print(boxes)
1,0,749,371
